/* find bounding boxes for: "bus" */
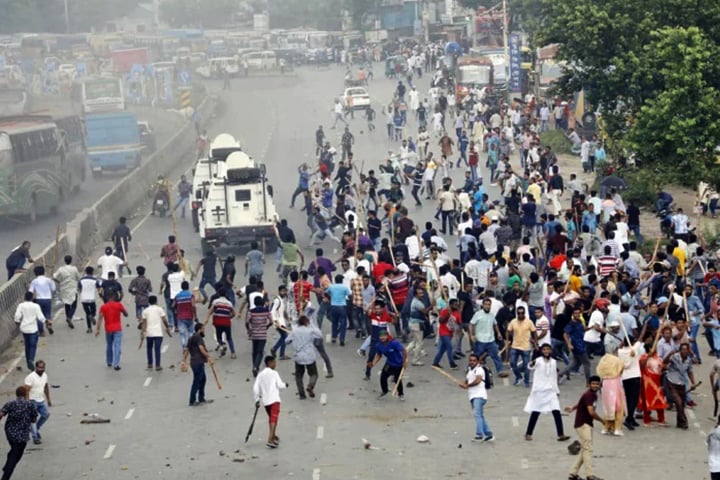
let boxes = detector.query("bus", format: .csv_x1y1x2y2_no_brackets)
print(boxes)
454,55,494,103
536,44,563,99
0,115,86,221
80,76,125,113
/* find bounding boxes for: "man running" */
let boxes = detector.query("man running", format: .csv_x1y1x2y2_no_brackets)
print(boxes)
369,329,407,400
24,360,51,445
53,255,80,329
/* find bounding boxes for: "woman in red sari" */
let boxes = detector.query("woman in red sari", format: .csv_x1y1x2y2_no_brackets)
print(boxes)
638,333,669,426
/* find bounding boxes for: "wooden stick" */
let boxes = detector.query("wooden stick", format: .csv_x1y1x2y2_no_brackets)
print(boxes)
649,238,661,265
50,225,61,273
391,367,406,396
384,284,400,315
432,365,463,385
121,240,130,273
138,242,151,261
138,332,144,350
210,362,223,389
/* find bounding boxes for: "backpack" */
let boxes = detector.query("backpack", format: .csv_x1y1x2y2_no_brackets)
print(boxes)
482,365,494,390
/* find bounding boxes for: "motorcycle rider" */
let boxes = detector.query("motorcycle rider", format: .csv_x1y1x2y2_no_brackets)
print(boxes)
152,175,171,216
656,190,674,214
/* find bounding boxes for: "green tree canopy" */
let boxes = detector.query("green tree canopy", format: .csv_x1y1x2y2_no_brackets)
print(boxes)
531,0,720,185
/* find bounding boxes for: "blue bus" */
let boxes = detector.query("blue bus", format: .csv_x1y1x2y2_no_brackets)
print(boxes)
85,111,143,178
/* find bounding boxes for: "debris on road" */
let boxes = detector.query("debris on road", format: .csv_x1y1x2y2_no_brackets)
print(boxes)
416,435,430,443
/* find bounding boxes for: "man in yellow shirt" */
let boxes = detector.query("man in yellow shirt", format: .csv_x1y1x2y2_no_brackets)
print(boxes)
671,241,686,277
505,306,537,387
526,177,542,204
569,265,583,293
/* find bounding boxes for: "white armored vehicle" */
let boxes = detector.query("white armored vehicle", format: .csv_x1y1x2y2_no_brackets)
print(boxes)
191,133,243,232
197,149,277,254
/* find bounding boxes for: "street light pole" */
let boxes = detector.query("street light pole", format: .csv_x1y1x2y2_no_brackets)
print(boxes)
64,0,70,33
502,0,509,100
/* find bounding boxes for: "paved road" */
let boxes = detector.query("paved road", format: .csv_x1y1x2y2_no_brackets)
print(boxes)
0,67,713,480
0,106,187,259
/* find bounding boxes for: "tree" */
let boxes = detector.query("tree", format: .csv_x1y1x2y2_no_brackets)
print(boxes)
530,0,720,185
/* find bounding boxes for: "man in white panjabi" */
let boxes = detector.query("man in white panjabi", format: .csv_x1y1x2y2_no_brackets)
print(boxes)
524,344,571,441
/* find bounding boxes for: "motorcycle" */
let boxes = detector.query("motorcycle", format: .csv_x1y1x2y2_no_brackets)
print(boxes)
153,193,169,217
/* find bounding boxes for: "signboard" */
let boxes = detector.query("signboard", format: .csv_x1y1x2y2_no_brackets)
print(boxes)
509,33,521,93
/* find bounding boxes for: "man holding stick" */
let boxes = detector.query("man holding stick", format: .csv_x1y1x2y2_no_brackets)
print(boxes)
460,353,494,442
369,329,407,400
253,355,288,449
181,323,215,406
565,375,604,480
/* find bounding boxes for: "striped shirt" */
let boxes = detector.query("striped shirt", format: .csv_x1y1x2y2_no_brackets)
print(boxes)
175,290,195,321
597,255,618,277
351,277,364,307
247,307,272,339
211,297,233,327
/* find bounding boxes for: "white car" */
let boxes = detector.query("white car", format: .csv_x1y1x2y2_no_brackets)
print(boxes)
341,87,370,110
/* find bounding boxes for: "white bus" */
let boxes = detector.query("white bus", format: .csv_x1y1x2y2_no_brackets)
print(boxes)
80,76,125,113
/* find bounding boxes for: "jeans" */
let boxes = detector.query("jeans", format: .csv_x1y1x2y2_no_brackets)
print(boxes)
251,339,266,371
629,223,644,245
433,334,455,367
623,377,641,425
1,441,26,480
316,301,329,329
510,348,531,385
474,341,504,374
105,331,123,367
198,278,216,302
689,323,702,362
30,400,49,441
551,338,570,365
329,305,348,343
190,363,206,404
164,296,176,328
174,196,189,218
271,328,288,357
290,186,307,207
215,325,235,354
35,299,50,334
22,332,38,371
313,338,333,374
178,319,194,348
440,210,454,234
146,337,162,367
380,364,404,395
470,397,492,438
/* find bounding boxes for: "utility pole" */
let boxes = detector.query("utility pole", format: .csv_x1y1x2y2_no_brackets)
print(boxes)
64,0,70,33
502,0,509,101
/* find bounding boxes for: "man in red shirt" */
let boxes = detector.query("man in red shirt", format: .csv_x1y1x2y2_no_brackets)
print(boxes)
432,298,459,369
565,375,604,480
364,300,396,380
96,292,128,370
292,271,313,315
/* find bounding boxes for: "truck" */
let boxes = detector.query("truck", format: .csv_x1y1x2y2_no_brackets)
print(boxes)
111,47,149,73
454,55,494,104
85,111,143,178
198,150,277,255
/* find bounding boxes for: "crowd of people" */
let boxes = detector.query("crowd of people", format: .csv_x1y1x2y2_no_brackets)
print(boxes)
3,41,720,480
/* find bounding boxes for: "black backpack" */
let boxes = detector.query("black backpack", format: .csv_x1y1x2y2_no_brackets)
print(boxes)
482,365,494,390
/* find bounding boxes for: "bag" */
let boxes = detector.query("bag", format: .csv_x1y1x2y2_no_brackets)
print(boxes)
482,365,494,390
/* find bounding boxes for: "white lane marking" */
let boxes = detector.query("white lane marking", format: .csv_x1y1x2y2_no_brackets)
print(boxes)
161,344,169,353
322,363,328,374
103,444,116,459
325,334,331,344
320,393,327,405
511,416,519,427
520,458,529,469
312,468,321,480
688,409,696,420
694,422,701,429
700,430,707,437
124,408,135,420
143,377,152,387
502,377,509,387
316,426,324,439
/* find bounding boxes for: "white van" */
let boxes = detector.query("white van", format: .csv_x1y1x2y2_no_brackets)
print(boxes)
242,50,277,69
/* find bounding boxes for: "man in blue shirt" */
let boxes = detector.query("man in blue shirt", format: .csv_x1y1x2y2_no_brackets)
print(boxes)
326,275,351,346
369,330,408,400
456,130,469,167
559,307,591,385
290,164,312,208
